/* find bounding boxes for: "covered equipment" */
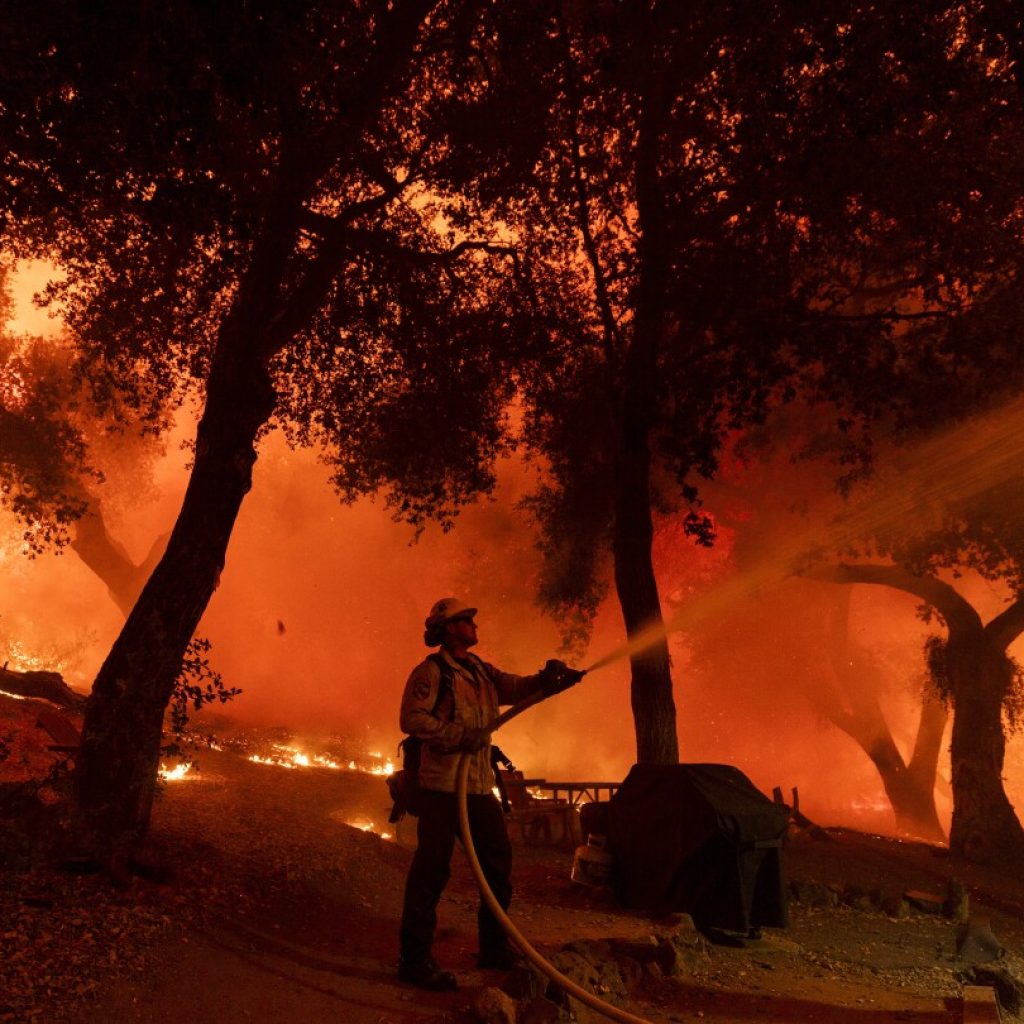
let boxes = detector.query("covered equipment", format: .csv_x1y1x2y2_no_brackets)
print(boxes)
607,763,789,932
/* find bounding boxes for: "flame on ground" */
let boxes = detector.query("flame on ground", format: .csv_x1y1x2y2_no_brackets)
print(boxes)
347,817,392,841
247,743,394,776
159,762,193,782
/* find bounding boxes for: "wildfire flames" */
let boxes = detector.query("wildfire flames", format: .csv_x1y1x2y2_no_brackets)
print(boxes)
244,743,396,840
153,740,397,839
348,817,392,841
158,762,192,782
246,743,394,776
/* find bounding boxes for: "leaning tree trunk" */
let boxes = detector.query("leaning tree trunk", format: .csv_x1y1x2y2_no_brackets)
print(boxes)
74,340,276,851
868,735,946,842
946,631,1024,862
71,501,169,617
819,585,946,841
813,689,945,841
902,685,949,839
70,4,436,854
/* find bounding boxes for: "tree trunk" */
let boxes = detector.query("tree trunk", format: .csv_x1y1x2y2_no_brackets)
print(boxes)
946,631,1024,862
813,682,946,841
612,440,678,764
904,683,949,829
612,24,677,766
71,502,168,616
818,585,946,841
807,563,1024,861
74,340,276,850
68,4,437,854
865,733,945,842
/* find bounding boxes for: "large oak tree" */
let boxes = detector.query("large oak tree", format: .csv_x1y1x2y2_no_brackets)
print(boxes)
1,1,542,849
486,2,1010,770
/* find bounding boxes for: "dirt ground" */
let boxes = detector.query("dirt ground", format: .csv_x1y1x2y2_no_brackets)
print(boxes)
3,709,1024,1023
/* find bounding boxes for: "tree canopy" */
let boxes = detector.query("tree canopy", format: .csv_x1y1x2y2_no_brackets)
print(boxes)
1,0,554,845
5,0,1024,862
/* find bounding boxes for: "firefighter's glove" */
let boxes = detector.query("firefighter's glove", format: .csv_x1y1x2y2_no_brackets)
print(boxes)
539,659,586,696
458,726,492,753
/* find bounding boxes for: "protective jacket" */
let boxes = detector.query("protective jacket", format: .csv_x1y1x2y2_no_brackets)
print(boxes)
400,648,541,795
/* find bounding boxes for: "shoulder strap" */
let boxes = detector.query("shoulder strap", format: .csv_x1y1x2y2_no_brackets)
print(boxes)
425,652,455,715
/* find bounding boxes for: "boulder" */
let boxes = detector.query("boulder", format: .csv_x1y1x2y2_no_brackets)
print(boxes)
466,986,518,1024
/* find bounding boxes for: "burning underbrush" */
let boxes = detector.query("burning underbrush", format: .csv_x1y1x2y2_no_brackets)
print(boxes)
164,719,400,839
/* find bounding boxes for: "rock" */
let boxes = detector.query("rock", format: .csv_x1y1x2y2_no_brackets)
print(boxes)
503,961,549,1000
957,917,1005,965
842,883,865,903
561,939,613,966
789,880,835,907
971,963,1024,1017
612,951,645,990
655,911,691,929
659,912,707,953
655,938,685,977
608,938,660,966
467,986,518,1024
547,947,629,1024
880,894,909,919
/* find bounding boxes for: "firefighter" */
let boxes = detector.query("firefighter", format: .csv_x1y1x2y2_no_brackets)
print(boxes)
397,597,583,991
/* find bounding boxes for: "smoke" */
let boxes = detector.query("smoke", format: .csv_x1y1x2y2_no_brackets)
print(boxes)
8,253,1024,836
5,402,1024,837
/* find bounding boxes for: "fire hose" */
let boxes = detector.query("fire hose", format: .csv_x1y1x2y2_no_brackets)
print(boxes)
455,684,653,1024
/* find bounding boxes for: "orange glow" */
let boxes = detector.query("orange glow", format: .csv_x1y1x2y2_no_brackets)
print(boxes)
9,257,1024,845
246,743,393,776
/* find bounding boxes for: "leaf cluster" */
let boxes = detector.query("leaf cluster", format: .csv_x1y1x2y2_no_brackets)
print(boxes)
166,636,240,751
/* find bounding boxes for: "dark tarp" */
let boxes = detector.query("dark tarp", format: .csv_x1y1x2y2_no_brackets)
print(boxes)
607,763,789,932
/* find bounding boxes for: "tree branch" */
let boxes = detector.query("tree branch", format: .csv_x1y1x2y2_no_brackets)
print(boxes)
272,221,516,350
986,593,1024,651
556,14,621,365
804,562,984,635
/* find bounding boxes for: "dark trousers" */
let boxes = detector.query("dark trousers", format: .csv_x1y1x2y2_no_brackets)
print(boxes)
399,788,513,964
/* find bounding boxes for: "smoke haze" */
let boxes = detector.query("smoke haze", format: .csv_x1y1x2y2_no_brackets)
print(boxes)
7,274,1024,841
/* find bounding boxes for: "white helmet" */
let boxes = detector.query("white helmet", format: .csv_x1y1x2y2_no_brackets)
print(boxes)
424,597,477,630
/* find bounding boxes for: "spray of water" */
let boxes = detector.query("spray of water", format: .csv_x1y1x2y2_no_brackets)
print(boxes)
584,395,1024,674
